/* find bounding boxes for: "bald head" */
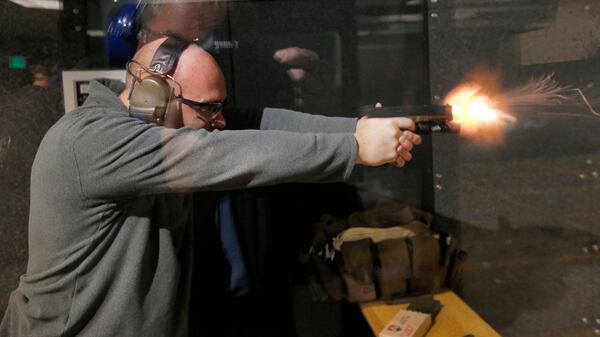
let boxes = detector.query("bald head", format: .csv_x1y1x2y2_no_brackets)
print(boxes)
120,37,227,130
123,37,225,95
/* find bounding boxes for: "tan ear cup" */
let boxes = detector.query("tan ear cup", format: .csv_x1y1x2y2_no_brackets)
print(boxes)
129,75,172,125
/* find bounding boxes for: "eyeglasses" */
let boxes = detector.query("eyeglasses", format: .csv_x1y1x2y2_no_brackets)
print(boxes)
174,95,226,120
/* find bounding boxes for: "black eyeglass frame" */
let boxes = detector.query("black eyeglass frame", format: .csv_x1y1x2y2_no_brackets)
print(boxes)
173,96,226,120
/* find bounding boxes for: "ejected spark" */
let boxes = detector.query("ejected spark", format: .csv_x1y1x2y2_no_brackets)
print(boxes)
444,70,600,144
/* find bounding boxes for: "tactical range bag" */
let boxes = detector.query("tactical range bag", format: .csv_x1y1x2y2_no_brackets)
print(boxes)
300,199,466,302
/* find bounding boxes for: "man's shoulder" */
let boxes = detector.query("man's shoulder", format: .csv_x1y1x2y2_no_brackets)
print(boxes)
40,99,125,154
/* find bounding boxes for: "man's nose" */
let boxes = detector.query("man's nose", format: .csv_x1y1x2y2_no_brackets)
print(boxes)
210,112,226,130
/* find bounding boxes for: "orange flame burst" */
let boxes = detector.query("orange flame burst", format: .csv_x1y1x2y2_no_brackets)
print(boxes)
444,69,516,145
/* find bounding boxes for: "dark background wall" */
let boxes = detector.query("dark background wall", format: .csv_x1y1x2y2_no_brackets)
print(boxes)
428,0,600,335
0,0,65,319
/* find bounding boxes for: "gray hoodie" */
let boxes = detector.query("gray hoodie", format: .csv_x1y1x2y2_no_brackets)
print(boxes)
0,79,357,337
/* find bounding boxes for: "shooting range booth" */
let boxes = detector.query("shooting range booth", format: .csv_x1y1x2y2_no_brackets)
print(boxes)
0,1,599,336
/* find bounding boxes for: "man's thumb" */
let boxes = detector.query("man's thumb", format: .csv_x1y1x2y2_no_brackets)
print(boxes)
390,117,416,131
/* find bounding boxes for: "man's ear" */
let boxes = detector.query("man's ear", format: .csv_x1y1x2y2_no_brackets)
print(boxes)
163,100,184,129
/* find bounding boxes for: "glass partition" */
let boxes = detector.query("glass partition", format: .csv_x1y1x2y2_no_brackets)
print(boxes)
0,1,598,336
429,1,600,336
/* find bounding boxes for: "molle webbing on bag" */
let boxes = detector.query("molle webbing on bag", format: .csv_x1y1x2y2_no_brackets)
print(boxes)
341,238,374,278
301,199,466,302
408,235,441,294
375,238,410,298
341,239,377,302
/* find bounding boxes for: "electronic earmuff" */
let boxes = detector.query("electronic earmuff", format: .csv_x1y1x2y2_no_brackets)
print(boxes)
106,3,139,67
127,35,189,127
106,1,152,67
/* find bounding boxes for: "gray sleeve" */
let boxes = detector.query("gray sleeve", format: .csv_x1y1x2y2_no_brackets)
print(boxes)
72,114,357,199
260,107,358,133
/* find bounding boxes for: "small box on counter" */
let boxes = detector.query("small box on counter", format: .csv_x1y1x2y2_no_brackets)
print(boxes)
379,309,432,337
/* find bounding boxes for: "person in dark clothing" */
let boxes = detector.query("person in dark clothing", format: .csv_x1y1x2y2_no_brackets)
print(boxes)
0,37,420,337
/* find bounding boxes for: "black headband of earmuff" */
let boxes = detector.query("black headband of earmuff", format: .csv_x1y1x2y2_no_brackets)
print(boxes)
149,35,190,75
